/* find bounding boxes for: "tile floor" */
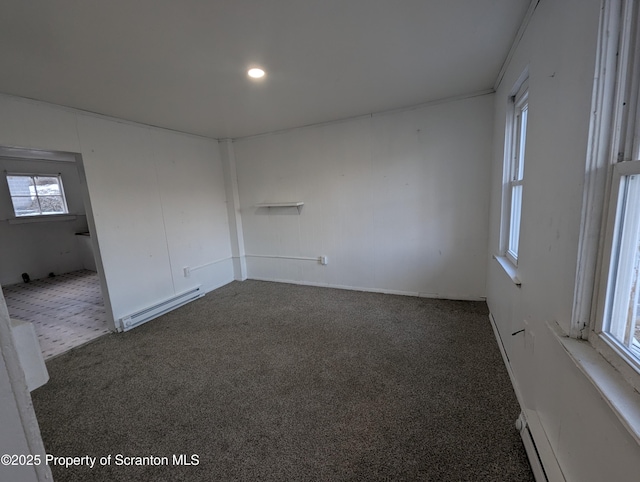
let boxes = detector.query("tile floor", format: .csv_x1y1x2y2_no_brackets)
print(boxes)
3,270,109,359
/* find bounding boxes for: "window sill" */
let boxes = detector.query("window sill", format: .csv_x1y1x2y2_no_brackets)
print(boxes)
549,321,640,446
493,255,521,286
7,214,77,225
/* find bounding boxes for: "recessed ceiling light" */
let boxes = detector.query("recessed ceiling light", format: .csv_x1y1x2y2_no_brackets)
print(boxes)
248,68,266,79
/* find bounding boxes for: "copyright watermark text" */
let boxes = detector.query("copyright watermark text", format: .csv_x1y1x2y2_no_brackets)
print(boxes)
1,453,199,468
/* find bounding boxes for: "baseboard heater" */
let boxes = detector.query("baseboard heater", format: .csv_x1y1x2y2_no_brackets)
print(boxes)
119,286,203,332
516,410,566,482
516,413,548,481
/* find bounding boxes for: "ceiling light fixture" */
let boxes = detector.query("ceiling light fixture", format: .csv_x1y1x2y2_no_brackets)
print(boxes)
247,68,266,79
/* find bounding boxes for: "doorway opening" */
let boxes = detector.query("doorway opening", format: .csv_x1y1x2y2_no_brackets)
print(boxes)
0,146,113,359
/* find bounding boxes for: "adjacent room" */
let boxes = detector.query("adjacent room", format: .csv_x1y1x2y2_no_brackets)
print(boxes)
0,149,109,359
1,1,640,481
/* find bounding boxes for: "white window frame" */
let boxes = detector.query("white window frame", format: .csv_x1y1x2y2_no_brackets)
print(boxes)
5,173,69,217
501,77,529,267
586,0,640,390
595,161,640,373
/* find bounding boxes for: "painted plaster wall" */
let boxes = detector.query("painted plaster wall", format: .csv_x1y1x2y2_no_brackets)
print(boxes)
0,346,39,482
233,94,493,300
486,0,640,479
0,289,48,482
0,157,89,286
0,94,233,325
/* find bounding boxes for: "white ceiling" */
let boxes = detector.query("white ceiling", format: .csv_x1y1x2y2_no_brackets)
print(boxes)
0,0,531,139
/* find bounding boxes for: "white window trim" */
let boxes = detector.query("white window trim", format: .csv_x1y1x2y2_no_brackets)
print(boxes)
588,0,640,387
550,320,640,446
7,214,77,225
571,0,640,398
498,72,529,276
493,254,521,286
570,0,627,339
591,160,640,384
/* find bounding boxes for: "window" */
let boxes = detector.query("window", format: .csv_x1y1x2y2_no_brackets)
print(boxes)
599,162,640,369
502,79,529,266
6,174,69,217
590,0,640,376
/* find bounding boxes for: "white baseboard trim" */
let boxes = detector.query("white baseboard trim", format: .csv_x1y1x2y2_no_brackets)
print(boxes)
204,276,236,294
245,276,486,301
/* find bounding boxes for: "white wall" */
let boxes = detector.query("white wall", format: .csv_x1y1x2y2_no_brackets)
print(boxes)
234,94,494,300
486,0,640,480
0,157,89,285
0,288,49,482
0,94,234,326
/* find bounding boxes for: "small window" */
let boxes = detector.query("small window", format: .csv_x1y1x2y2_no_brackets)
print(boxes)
6,174,69,217
502,80,529,266
600,160,640,369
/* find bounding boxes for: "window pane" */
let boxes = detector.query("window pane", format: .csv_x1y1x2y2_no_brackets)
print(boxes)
7,175,34,196
39,196,66,214
11,197,40,216
516,106,528,180
606,174,640,358
508,184,522,260
34,176,61,195
635,249,640,351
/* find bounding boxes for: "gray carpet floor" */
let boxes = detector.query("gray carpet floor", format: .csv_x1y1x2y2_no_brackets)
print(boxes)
32,280,534,481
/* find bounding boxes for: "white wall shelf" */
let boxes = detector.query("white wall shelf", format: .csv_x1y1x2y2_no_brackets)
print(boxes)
256,202,304,208
256,202,304,213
